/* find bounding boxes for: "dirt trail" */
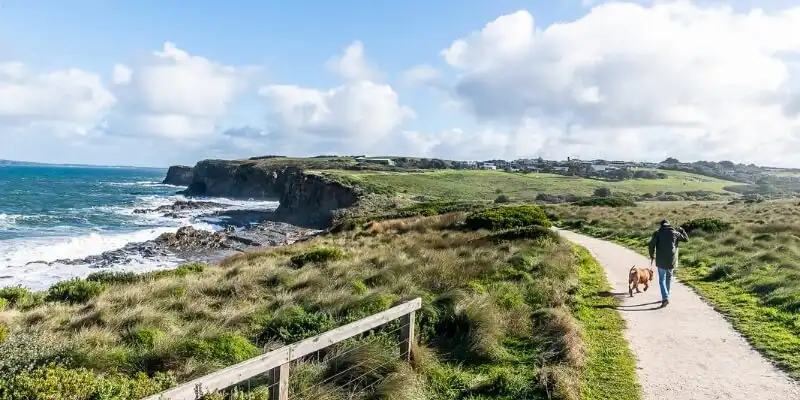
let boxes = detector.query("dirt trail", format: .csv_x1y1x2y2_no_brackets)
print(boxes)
558,229,799,400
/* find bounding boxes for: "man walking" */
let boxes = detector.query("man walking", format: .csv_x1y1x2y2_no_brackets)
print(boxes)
649,219,689,307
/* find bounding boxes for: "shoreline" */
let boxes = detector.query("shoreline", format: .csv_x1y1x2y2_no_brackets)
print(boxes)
0,197,320,291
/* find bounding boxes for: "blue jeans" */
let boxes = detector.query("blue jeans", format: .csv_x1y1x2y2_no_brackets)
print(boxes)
657,267,673,301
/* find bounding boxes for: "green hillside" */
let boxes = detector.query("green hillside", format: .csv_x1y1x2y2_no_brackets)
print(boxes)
310,169,739,202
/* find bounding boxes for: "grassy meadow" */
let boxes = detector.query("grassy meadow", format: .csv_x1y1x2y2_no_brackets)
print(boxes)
548,200,800,378
0,207,639,400
310,169,738,202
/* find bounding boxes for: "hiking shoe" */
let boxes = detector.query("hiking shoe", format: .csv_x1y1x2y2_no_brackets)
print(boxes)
661,299,670,308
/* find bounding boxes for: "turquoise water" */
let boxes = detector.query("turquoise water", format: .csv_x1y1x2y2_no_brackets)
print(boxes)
0,165,174,241
0,165,277,290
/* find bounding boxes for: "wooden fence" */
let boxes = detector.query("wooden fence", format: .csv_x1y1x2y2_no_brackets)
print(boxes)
142,297,422,400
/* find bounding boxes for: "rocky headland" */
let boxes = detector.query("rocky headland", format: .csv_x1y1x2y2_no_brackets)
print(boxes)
170,159,362,228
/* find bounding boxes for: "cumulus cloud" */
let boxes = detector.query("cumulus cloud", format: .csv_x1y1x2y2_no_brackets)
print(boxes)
259,43,415,155
109,42,256,139
0,62,115,129
325,41,382,82
435,1,800,165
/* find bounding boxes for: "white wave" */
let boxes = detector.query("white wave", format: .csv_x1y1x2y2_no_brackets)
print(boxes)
104,181,186,188
0,213,19,229
0,221,221,291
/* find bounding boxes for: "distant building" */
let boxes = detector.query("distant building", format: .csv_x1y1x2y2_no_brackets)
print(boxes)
360,158,395,166
481,162,497,170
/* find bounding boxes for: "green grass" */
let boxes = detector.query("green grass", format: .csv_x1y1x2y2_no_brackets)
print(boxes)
0,211,639,399
309,169,738,202
573,246,640,400
549,200,800,378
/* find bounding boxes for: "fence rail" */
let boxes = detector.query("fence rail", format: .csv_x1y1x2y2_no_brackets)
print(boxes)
143,297,422,400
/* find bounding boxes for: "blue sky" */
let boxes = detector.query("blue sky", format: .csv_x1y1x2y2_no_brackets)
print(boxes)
2,0,800,167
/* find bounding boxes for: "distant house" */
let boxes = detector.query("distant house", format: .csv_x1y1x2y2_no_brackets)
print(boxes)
481,162,497,170
590,164,609,172
552,166,569,173
360,158,395,166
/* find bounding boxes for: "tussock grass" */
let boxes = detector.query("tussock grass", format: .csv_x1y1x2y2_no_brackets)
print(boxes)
0,211,638,399
551,199,800,378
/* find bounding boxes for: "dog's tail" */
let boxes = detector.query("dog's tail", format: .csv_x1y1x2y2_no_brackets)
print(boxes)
629,266,636,274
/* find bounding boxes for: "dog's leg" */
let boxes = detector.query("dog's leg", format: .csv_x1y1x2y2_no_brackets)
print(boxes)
629,280,633,297
634,283,641,293
644,281,649,292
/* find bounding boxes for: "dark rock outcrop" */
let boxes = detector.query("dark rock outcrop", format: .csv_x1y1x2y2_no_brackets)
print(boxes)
133,200,228,215
162,165,194,186
177,160,361,228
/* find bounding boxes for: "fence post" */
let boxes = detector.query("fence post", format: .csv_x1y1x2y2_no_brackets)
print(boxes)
399,311,415,361
267,363,289,400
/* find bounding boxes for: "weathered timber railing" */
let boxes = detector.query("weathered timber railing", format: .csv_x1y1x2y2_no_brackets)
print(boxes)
143,297,422,400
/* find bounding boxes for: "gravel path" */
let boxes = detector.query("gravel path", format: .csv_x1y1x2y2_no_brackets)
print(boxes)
558,229,800,400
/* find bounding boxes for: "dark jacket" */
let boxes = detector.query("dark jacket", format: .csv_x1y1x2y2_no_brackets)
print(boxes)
649,225,689,269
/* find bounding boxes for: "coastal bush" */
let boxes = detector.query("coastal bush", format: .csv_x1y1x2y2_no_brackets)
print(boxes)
464,204,551,231
593,187,612,198
575,197,636,207
86,270,140,285
680,218,732,234
260,306,337,344
0,286,42,310
494,194,511,204
0,331,76,381
0,299,7,311
290,246,345,267
0,325,7,344
45,278,106,304
179,333,259,364
489,226,559,243
173,262,207,276
123,328,165,349
0,365,175,400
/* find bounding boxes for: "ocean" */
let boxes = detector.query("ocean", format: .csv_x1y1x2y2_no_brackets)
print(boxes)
0,165,278,291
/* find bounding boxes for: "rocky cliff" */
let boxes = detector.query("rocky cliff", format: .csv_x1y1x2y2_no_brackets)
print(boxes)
176,159,360,228
162,165,194,186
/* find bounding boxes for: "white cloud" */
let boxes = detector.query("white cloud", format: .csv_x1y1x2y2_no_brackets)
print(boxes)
109,42,255,139
435,1,800,165
401,64,441,87
325,41,382,82
112,64,132,85
260,43,414,154
0,62,115,128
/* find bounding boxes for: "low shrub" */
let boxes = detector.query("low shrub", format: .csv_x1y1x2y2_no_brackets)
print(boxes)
574,197,636,207
0,286,42,310
45,278,106,304
86,270,140,285
0,324,7,345
488,226,559,243
290,247,345,267
0,331,76,381
124,328,165,349
680,218,732,234
0,298,7,311
494,194,511,204
260,307,337,344
179,333,260,365
173,262,207,276
350,280,369,295
0,365,175,400
465,205,551,231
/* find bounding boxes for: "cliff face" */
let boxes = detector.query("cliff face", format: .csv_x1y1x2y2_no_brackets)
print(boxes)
178,159,360,228
162,165,194,186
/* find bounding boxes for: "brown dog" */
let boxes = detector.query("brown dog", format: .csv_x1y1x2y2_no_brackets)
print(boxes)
628,266,655,297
